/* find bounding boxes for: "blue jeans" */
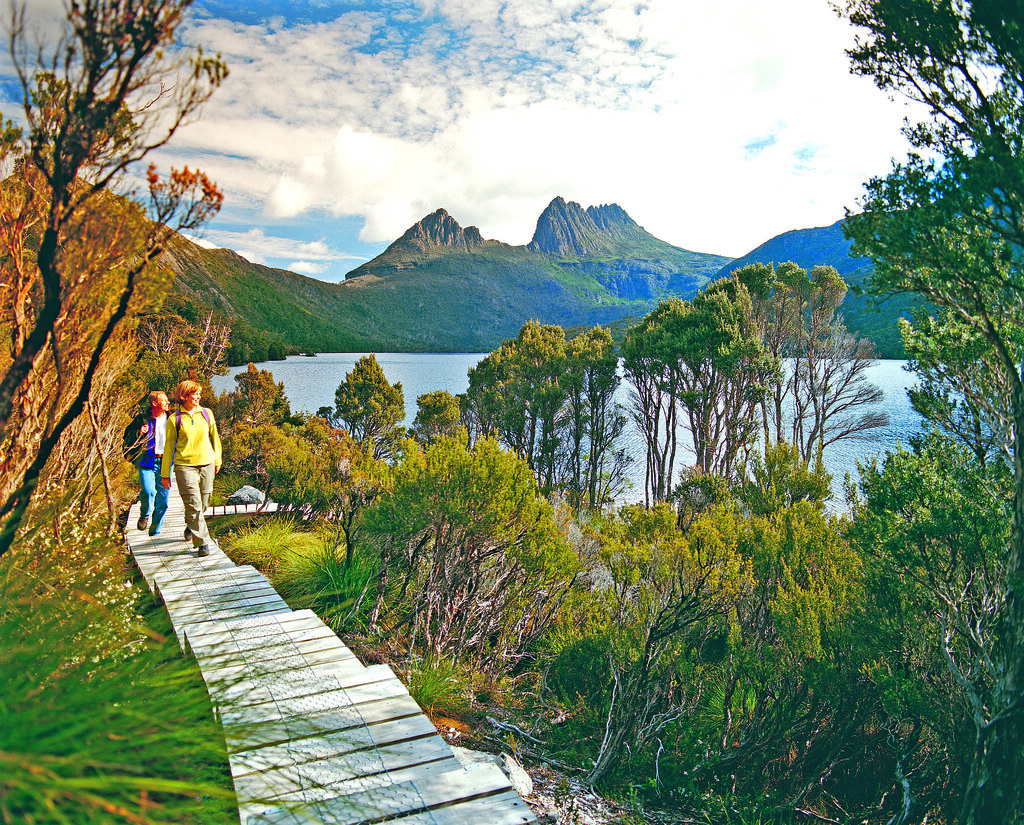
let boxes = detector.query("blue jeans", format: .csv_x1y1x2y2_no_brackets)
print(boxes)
139,465,169,534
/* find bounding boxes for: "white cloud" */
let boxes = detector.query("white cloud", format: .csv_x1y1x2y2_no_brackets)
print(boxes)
289,260,327,275
165,0,914,258
196,226,352,266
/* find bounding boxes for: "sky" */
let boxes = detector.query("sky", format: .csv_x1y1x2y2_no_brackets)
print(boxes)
7,0,918,282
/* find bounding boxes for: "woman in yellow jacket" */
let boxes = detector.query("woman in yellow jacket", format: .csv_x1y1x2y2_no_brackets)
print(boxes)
161,380,222,557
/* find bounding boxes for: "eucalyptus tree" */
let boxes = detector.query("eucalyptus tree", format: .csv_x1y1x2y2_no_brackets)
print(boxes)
561,326,629,511
464,322,566,487
621,301,685,505
623,286,774,503
684,282,776,478
465,321,626,505
729,262,887,464
839,0,1024,818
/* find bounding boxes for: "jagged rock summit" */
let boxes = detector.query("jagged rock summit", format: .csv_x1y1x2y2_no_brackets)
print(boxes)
348,197,682,283
527,196,648,257
396,208,485,253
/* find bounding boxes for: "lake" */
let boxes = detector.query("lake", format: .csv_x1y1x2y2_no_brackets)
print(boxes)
213,353,923,507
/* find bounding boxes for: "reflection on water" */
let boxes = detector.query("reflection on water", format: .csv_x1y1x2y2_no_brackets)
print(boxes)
214,355,923,508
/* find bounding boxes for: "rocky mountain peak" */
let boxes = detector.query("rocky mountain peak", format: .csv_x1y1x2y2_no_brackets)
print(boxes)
395,208,484,252
527,197,645,257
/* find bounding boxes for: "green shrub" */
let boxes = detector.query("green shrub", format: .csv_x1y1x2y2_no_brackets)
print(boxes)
274,536,376,633
401,658,473,720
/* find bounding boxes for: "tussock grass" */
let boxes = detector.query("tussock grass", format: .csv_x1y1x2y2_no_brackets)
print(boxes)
225,519,375,632
1,488,237,825
275,538,375,633
400,658,474,722
225,517,321,576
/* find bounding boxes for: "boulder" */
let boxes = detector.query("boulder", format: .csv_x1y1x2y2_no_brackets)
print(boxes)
226,485,265,505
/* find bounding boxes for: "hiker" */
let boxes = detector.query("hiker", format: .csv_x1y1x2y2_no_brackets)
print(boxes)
124,390,171,535
161,380,222,557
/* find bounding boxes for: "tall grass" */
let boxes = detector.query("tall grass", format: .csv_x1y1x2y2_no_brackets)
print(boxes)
1,486,237,825
226,518,375,633
401,658,474,722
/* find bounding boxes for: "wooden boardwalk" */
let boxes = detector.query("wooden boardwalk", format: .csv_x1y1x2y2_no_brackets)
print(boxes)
126,488,538,825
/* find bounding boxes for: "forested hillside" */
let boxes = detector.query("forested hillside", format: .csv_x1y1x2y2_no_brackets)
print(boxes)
715,219,923,357
162,207,917,358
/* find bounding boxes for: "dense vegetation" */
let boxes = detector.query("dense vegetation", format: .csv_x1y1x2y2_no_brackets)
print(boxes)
3,1,1023,824
196,243,1007,822
0,2,239,823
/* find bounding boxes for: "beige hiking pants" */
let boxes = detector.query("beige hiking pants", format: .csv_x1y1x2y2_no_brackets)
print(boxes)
174,463,214,547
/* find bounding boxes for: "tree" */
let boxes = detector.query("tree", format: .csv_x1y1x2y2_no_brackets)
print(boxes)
839,0,1024,818
561,326,629,511
228,363,290,430
464,322,627,505
333,354,404,460
362,435,579,672
731,262,888,464
465,322,567,490
682,284,775,478
622,301,685,505
622,287,774,503
850,432,1013,822
0,0,226,558
900,309,1018,463
410,389,461,444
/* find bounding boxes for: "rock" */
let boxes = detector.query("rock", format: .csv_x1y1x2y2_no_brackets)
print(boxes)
226,485,265,504
501,752,534,798
451,746,495,771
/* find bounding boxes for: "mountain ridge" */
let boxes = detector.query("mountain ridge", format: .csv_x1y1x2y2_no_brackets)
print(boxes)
160,198,907,357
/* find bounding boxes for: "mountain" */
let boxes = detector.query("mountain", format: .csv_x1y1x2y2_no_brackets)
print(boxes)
198,196,731,351
714,219,919,358
161,201,913,358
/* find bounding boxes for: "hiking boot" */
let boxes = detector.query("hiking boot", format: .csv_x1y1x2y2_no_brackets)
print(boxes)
183,527,191,541
148,527,161,536
137,516,149,531
197,544,210,557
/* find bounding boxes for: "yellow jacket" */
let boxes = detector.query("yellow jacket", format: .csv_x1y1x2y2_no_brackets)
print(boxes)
161,407,222,476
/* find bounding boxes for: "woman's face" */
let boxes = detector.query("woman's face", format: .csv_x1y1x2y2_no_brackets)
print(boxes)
183,389,201,409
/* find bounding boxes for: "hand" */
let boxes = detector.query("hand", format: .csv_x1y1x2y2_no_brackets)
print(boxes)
161,477,171,489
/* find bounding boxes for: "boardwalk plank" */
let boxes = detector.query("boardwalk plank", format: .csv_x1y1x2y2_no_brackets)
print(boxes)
190,623,341,663
219,670,409,727
125,492,539,825
186,610,326,644
244,764,516,825
224,693,425,752
231,714,446,776
209,662,396,710
236,754,465,821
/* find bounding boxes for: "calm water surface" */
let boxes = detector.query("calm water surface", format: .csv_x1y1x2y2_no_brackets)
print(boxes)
214,354,922,506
